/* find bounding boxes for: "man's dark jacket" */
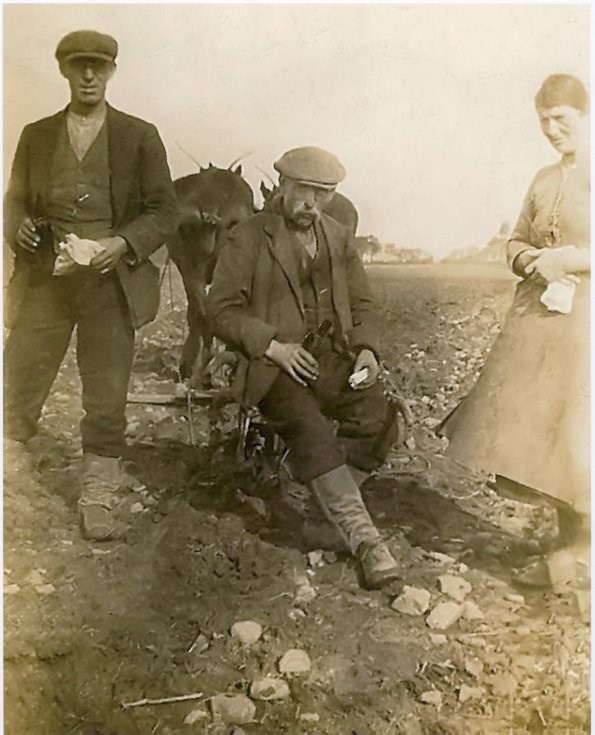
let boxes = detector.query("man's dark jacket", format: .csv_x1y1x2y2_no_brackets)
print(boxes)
4,105,179,328
208,210,380,407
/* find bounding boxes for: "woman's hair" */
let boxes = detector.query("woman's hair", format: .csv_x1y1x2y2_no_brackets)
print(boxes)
535,74,589,113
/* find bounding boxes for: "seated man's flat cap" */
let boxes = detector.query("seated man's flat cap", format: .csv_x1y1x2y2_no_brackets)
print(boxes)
55,30,118,64
274,146,346,188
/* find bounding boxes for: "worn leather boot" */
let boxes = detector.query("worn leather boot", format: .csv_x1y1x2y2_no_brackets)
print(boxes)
79,453,125,541
309,464,400,589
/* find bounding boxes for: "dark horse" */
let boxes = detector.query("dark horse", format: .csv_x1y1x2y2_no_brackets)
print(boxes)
165,165,255,385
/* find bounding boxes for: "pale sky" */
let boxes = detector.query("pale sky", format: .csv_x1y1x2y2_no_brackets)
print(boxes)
3,3,590,256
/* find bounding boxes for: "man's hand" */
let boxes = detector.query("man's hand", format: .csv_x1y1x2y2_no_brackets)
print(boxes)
15,217,41,253
351,349,380,390
265,339,319,386
90,236,129,274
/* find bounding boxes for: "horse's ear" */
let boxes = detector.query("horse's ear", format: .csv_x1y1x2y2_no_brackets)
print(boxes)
234,164,242,175
260,182,272,199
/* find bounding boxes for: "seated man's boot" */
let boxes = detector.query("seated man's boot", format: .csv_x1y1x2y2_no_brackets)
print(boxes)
79,453,125,541
309,464,400,589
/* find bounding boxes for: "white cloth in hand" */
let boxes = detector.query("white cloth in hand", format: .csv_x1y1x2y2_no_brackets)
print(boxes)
53,234,106,276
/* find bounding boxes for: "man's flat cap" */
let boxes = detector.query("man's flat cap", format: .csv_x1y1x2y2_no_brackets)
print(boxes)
274,146,346,188
55,30,118,64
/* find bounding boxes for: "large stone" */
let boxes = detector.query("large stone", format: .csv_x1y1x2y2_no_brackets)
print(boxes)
250,676,291,701
420,690,443,707
391,586,431,616
426,601,464,630
210,694,255,724
279,649,312,675
459,685,484,704
438,574,472,602
230,621,263,646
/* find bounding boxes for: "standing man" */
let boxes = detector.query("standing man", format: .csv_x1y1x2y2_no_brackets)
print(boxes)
208,147,400,589
4,30,179,540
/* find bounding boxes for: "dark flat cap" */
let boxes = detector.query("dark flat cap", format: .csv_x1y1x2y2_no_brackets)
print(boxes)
274,146,346,188
56,30,118,64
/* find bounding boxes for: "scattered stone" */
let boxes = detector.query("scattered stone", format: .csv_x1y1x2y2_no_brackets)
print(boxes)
405,437,416,450
183,707,209,725
438,574,472,602
426,601,464,630
391,586,431,616
462,600,484,621
458,563,469,574
279,649,312,675
504,593,525,606
230,621,263,646
35,584,56,595
420,690,443,707
457,634,488,649
459,685,484,704
4,584,20,595
306,550,324,567
189,633,210,654
294,575,317,607
210,694,255,724
130,502,144,514
299,713,320,723
465,657,483,678
429,633,447,645
422,417,441,429
425,551,455,565
25,570,46,586
250,676,290,701
489,672,518,697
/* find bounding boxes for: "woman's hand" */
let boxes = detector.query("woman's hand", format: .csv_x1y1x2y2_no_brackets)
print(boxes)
525,246,582,283
265,339,319,386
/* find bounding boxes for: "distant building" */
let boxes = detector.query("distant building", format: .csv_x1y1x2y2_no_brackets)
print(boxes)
442,222,510,264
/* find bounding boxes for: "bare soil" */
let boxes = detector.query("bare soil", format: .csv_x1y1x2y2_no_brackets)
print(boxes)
4,263,589,735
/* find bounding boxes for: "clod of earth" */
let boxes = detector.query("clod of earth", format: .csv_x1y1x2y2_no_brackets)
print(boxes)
426,601,464,630
278,649,312,675
230,621,263,646
419,690,443,707
462,600,484,621
391,585,432,616
458,684,485,704
183,706,209,725
210,694,256,724
438,574,472,602
250,676,291,701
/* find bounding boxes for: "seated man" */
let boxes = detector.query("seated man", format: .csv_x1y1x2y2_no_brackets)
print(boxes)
208,146,399,589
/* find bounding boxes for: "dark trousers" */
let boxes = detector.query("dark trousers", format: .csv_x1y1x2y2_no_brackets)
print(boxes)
4,269,134,457
259,350,397,483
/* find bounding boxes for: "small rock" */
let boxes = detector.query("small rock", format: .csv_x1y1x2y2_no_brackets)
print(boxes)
279,649,311,675
25,570,46,586
426,601,464,630
459,685,484,704
429,633,447,645
250,676,290,701
190,633,210,654
425,551,456,565
35,584,56,595
420,690,442,707
422,417,441,429
230,621,263,646
130,502,144,514
457,634,488,649
4,584,20,595
489,672,518,697
294,575,317,607
183,707,209,725
210,694,255,724
306,550,324,567
457,563,469,574
391,586,431,616
504,593,525,606
465,657,483,678
405,437,416,450
438,574,472,602
299,713,320,723
462,600,484,621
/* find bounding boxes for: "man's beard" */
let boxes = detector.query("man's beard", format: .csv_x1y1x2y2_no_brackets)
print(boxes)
284,206,319,231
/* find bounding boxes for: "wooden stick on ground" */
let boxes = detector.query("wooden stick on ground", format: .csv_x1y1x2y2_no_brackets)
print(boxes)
121,692,204,710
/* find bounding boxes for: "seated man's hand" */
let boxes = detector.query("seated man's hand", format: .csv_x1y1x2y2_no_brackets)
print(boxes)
351,349,380,390
15,217,41,253
90,236,129,274
265,339,319,386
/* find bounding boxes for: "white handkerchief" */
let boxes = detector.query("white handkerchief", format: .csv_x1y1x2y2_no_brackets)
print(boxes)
540,279,577,314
